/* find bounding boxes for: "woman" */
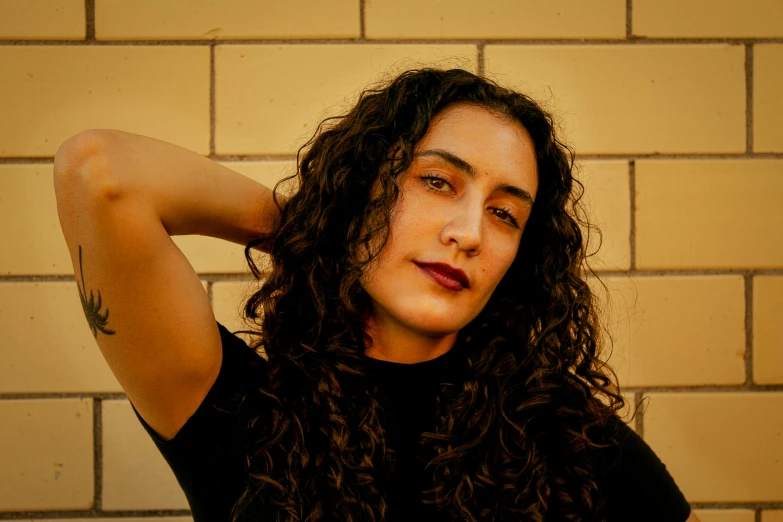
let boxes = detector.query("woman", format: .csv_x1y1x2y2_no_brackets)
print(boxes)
222,70,700,520
54,68,696,521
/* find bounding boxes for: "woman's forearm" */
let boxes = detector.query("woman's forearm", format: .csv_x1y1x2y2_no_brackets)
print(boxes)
59,129,286,254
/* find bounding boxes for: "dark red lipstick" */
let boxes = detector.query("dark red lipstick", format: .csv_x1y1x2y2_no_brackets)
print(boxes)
414,261,470,289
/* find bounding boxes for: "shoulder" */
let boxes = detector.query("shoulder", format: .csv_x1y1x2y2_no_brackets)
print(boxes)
132,322,269,445
590,414,693,522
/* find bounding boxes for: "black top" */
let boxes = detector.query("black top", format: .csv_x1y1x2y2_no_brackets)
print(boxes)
130,322,692,521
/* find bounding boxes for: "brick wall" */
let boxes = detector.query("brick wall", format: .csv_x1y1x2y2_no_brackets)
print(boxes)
0,1,781,520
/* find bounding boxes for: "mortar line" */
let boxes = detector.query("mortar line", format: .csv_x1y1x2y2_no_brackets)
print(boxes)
6,152,783,164
4,383,783,401
575,152,783,160
745,275,755,386
626,0,633,39
359,0,366,40
477,43,485,76
5,268,783,283
210,43,216,157
3,37,783,45
84,0,95,41
633,391,643,434
746,44,754,153
636,392,645,438
3,508,194,518
93,396,102,511
629,160,636,270
688,502,783,509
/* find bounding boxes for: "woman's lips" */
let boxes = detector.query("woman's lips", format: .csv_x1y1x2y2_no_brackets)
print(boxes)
417,264,464,291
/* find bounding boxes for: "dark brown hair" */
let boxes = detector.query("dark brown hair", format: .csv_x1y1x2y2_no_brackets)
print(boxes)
229,67,630,521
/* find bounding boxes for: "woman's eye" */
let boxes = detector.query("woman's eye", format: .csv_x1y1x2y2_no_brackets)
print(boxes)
493,208,520,228
420,174,520,228
421,174,452,191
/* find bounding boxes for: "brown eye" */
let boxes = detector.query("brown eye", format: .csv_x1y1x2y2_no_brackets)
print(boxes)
420,174,452,192
420,174,521,229
492,207,520,228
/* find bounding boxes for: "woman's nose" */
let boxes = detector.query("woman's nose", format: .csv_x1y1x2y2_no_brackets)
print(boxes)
441,204,483,253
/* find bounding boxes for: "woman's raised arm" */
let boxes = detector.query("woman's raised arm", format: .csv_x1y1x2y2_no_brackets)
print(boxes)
58,129,286,253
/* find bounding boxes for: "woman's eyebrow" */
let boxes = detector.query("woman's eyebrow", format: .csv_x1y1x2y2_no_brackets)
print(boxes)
414,148,535,206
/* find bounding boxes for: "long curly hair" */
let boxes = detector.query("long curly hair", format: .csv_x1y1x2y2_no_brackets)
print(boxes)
226,67,631,522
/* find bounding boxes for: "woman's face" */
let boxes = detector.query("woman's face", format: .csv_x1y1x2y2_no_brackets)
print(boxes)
360,102,539,359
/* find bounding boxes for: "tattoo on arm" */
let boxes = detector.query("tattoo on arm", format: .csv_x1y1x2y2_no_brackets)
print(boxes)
76,244,116,338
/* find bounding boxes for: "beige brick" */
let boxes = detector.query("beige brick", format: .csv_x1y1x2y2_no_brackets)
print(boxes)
754,45,783,152
0,164,73,275
224,159,299,198
365,0,625,39
635,160,783,269
485,45,745,154
0,0,84,39
212,280,255,329
172,160,295,273
591,276,745,387
96,0,358,40
763,511,783,522
170,236,251,275
0,282,122,394
212,280,266,350
215,44,477,155
634,0,783,38
643,393,783,502
0,399,93,510
754,276,783,384
102,399,188,510
574,160,630,271
0,46,209,157
620,392,637,429
694,510,755,522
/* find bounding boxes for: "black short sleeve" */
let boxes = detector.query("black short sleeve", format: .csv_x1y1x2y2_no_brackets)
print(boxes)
130,321,264,445
129,321,271,522
596,416,692,522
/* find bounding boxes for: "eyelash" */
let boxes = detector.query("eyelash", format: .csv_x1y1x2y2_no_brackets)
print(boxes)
419,174,521,228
